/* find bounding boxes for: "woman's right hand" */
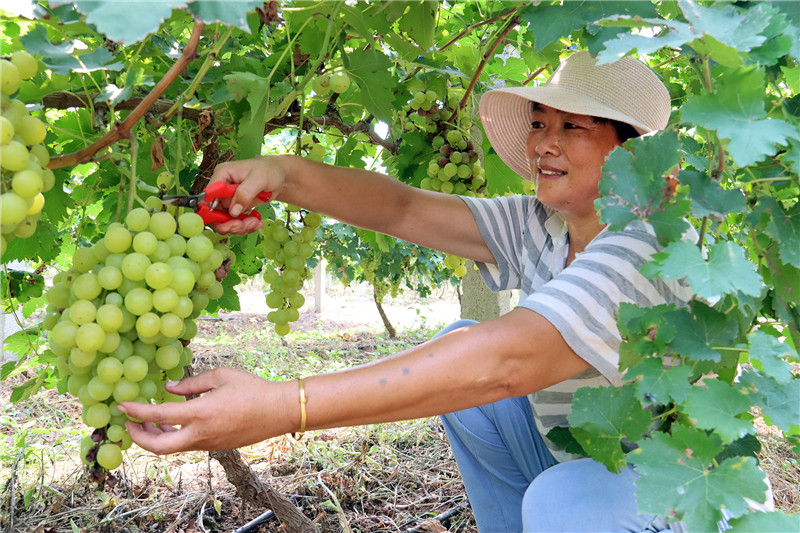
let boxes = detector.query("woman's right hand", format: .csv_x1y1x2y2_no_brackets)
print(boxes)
207,155,292,235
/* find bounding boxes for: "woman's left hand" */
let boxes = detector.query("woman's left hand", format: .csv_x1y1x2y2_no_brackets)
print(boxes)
119,368,297,454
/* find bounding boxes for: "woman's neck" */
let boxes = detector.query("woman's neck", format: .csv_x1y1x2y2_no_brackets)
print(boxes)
565,216,606,265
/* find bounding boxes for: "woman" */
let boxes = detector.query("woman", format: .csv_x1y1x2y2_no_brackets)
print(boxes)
121,51,691,531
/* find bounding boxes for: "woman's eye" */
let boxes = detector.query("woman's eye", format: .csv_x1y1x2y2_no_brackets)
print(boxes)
530,120,544,129
564,122,582,129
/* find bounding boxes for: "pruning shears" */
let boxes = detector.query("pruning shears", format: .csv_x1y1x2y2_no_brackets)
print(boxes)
161,182,272,224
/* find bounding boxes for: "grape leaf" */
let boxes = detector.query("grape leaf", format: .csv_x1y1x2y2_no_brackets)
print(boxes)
684,379,754,444
75,1,186,44
629,426,769,532
398,1,438,50
677,170,747,218
729,510,800,532
664,303,738,363
597,132,688,239
761,198,800,269
681,67,800,167
628,358,692,405
19,25,123,75
746,330,797,383
187,0,261,29
738,370,800,433
567,385,652,472
647,240,763,300
617,303,678,371
343,49,396,123
522,1,657,52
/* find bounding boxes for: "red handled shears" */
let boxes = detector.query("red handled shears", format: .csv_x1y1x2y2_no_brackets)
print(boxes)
161,182,272,224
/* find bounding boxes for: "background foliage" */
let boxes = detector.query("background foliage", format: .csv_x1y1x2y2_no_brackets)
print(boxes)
1,1,798,530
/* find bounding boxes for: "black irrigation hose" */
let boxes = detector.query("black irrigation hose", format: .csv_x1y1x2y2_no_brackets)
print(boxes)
231,500,471,533
406,501,471,532
231,508,275,533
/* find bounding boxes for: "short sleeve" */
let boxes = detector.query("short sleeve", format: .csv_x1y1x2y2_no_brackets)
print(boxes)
460,195,554,292
518,224,694,385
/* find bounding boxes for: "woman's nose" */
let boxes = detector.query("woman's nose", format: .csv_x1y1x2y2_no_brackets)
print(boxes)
528,129,561,158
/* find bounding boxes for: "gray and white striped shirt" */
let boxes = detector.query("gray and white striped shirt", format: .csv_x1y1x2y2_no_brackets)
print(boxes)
461,195,694,462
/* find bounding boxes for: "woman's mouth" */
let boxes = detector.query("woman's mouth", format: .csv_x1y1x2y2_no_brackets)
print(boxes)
537,162,566,178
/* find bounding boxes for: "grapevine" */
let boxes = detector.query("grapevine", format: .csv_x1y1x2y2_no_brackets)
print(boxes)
0,52,55,257
41,199,229,480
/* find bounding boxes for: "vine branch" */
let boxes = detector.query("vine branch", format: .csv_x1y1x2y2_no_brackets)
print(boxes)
447,12,521,123
47,22,205,170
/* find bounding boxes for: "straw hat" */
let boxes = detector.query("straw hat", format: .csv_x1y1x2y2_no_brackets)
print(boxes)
479,51,670,180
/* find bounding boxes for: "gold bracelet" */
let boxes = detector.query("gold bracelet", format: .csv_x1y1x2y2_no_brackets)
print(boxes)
298,377,307,434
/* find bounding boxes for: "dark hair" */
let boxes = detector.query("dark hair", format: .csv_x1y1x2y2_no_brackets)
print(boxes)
531,102,640,143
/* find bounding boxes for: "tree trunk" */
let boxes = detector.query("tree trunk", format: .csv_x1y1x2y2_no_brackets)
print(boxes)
373,289,396,338
184,369,317,532
210,449,318,533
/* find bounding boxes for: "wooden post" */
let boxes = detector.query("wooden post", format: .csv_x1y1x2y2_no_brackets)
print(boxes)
314,259,326,313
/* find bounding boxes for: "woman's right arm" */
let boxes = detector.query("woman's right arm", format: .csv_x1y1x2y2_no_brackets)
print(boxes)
209,155,495,264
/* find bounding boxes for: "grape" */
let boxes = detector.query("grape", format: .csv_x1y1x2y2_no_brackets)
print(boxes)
122,355,148,382
123,206,150,231
69,299,97,325
329,72,351,93
96,443,123,470
177,212,204,238
132,231,158,255
105,225,133,253
145,262,172,290
0,115,14,144
0,140,29,172
121,253,151,281
0,192,28,225
0,60,20,94
98,265,123,290
312,74,331,95
72,272,102,300
76,323,106,352
17,115,47,145
150,211,177,240
10,51,38,80
97,357,124,384
85,403,111,428
186,234,213,262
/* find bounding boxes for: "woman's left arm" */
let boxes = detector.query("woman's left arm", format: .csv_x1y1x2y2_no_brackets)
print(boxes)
120,307,590,454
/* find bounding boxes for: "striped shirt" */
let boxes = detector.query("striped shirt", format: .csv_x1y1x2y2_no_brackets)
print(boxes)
461,195,695,462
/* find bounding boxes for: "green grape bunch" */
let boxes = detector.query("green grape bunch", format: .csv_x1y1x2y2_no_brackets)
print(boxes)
41,202,232,479
260,206,322,336
0,51,55,257
398,84,487,277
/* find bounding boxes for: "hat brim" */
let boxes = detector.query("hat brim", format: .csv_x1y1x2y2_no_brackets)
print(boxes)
479,87,656,181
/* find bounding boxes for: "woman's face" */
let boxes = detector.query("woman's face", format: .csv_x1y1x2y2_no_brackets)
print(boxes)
526,104,622,222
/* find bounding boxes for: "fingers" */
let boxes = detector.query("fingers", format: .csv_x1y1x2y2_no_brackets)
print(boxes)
210,158,282,219
125,419,195,455
118,398,190,427
209,216,263,236
164,370,221,396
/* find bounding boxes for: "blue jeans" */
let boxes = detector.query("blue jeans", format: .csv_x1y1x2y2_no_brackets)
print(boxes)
436,320,675,532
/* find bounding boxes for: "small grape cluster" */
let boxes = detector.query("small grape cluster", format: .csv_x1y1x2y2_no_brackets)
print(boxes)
0,51,56,257
43,204,230,475
260,207,322,336
400,87,486,277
